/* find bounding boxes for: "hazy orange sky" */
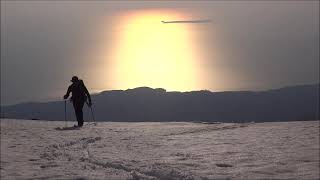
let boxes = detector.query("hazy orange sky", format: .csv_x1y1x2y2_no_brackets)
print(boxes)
1,1,319,105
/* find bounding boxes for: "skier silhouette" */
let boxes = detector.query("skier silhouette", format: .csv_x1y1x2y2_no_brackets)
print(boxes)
64,76,92,127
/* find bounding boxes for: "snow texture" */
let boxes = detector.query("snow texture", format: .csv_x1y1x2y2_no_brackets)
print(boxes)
1,119,319,179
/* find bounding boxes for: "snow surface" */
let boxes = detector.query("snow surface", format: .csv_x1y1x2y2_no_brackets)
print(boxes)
1,119,319,180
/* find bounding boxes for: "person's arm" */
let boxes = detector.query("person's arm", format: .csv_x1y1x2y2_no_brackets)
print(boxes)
64,85,72,99
81,81,92,105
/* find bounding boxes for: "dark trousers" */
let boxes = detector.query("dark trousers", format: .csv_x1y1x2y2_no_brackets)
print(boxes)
73,99,85,126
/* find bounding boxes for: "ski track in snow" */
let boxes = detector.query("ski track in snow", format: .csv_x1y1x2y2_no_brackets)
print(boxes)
1,119,319,180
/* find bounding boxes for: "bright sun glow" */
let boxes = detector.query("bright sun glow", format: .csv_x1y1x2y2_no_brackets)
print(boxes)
101,10,203,91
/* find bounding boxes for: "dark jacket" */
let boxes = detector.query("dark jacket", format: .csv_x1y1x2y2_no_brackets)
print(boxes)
65,80,91,103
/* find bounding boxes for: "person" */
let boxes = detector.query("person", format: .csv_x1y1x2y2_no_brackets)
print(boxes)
64,76,92,127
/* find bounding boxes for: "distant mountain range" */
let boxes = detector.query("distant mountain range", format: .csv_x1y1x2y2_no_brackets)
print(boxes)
1,84,319,122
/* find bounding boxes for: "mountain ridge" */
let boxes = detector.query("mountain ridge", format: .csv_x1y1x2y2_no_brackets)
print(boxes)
1,83,319,122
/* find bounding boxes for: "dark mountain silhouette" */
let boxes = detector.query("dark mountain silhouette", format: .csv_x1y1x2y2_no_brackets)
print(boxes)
1,84,319,122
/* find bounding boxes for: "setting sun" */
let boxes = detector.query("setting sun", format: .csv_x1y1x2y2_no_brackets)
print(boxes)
101,10,203,91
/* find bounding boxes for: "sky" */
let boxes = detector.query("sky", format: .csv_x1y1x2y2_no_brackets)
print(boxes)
1,1,319,105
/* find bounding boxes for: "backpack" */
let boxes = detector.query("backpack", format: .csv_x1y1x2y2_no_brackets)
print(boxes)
71,80,87,102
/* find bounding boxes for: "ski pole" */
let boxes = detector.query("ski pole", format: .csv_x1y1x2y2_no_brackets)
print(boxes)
90,106,95,123
86,100,95,124
64,100,67,127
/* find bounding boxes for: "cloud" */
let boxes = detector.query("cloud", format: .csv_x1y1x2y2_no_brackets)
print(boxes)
161,19,211,24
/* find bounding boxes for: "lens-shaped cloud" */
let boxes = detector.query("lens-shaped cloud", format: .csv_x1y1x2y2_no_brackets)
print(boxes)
161,19,212,24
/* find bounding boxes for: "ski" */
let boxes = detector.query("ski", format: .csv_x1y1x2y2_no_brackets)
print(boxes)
85,122,97,126
55,126,81,131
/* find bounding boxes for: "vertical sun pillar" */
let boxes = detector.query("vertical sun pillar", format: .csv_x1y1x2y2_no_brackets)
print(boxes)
101,10,203,91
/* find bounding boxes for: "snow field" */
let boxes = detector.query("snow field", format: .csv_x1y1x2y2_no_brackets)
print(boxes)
1,119,319,179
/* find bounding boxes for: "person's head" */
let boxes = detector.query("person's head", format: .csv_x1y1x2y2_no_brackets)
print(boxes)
71,76,79,83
